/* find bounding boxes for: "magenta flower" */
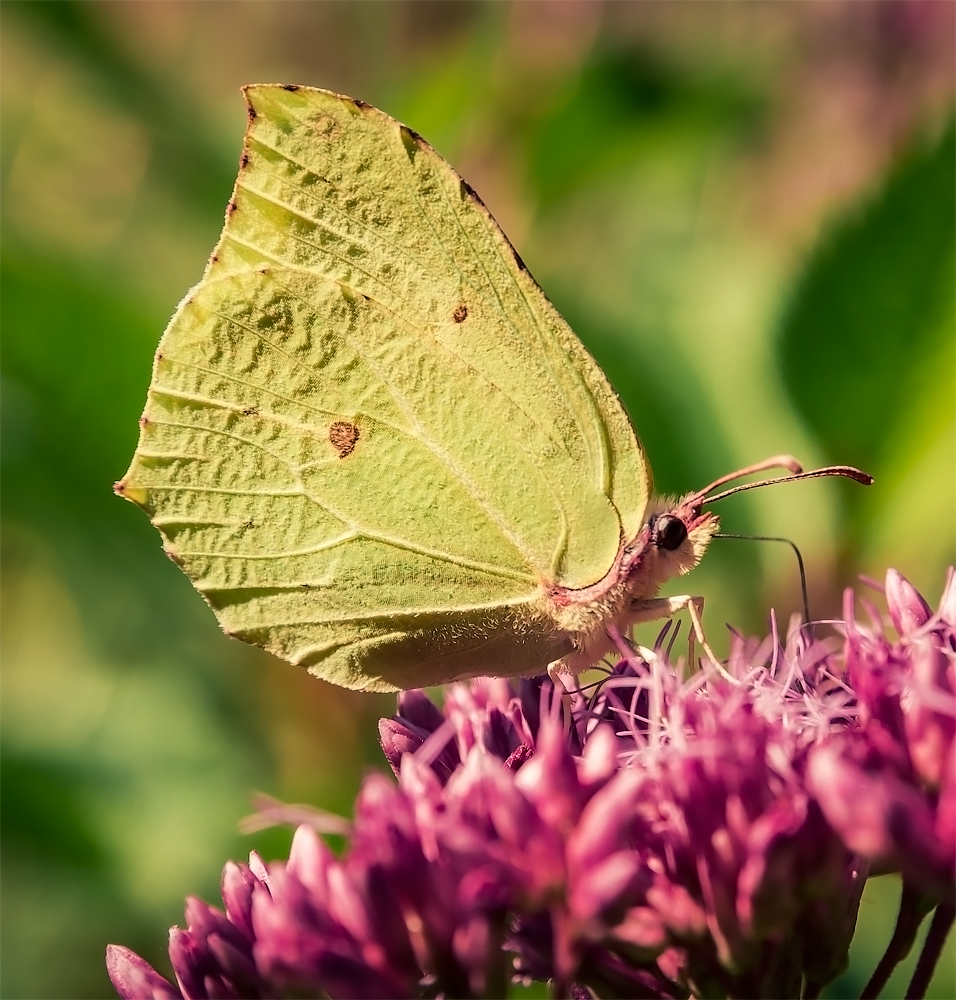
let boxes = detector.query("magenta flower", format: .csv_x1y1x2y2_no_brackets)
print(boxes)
806,568,955,997
107,570,955,1000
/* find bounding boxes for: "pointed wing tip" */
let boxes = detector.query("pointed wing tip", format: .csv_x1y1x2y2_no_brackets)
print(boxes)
241,83,360,108
240,85,386,135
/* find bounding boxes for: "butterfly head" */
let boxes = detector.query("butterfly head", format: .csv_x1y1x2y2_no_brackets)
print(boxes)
623,456,874,599
623,495,720,598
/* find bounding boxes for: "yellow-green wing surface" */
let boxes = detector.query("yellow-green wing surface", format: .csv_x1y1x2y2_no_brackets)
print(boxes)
119,85,649,691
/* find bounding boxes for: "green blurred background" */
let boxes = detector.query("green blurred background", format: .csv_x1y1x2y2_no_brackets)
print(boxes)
1,2,953,997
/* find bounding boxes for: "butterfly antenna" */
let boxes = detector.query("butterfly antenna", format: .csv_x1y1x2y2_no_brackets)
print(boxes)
699,464,873,506
689,454,804,501
714,533,812,627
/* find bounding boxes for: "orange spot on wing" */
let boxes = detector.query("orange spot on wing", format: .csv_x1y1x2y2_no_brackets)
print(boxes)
329,421,360,458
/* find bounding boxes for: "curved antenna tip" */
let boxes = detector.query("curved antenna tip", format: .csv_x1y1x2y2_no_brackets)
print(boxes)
704,464,873,506
823,465,874,486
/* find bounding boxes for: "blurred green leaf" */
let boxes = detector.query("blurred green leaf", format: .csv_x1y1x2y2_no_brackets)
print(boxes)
527,44,762,207
4,0,235,217
1,252,160,509
387,1,507,158
0,251,210,662
779,124,955,474
0,751,109,869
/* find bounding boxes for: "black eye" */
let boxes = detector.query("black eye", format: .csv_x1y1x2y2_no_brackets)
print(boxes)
655,514,687,552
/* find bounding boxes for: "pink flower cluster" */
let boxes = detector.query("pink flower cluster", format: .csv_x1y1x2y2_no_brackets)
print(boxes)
107,570,955,999
808,570,955,900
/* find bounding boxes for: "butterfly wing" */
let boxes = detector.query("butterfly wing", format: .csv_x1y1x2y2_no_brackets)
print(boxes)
119,85,649,691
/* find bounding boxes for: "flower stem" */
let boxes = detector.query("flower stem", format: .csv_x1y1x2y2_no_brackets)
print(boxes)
483,912,508,1000
905,902,955,1000
861,883,934,999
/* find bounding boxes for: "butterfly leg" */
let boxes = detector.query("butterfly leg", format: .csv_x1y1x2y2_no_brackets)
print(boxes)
546,660,575,731
630,595,736,682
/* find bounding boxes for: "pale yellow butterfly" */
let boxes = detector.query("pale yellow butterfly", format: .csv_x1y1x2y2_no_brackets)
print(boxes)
116,85,871,692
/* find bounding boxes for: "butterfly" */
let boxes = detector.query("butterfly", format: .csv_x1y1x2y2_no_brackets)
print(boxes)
115,85,871,692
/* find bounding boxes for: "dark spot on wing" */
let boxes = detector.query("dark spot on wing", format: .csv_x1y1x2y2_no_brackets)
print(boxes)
227,201,238,216
351,98,371,110
280,84,300,92
138,416,150,428
113,480,127,496
511,245,529,273
399,125,431,160
457,178,532,276
240,152,250,168
210,253,219,264
329,421,360,458
247,105,257,123
242,405,259,417
460,178,488,211
165,548,184,567
453,304,468,323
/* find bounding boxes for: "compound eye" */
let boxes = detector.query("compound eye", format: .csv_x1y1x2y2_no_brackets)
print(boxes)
656,514,688,552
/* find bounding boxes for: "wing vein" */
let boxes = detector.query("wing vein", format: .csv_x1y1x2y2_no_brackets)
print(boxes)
181,532,357,560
